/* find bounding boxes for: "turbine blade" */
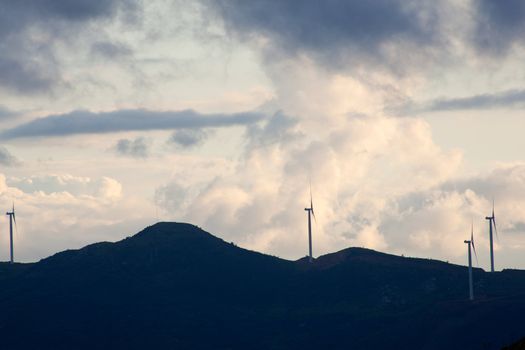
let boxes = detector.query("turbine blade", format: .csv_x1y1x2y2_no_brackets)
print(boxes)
12,202,16,223
309,181,316,223
471,223,478,266
493,216,500,243
13,212,18,235
490,199,500,243
309,181,313,209
11,201,18,235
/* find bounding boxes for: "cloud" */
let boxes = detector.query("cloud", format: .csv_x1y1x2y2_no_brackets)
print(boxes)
91,41,133,59
0,0,139,94
114,137,150,158
246,111,300,148
0,106,15,120
206,1,525,86
506,221,525,234
29,0,133,21
0,109,264,139
379,189,481,256
441,164,525,203
154,181,188,212
0,55,58,94
96,176,123,201
405,89,525,113
0,146,20,166
168,129,209,148
474,0,525,54
207,0,443,72
8,173,122,200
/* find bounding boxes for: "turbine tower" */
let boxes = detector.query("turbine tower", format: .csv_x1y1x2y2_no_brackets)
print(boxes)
485,200,499,272
6,203,16,263
464,222,478,301
304,186,316,262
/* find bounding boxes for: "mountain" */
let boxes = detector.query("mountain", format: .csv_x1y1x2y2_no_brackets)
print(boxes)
0,222,524,349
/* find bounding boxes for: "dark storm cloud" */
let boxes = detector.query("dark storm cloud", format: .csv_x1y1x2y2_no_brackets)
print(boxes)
114,137,150,158
0,109,264,139
0,146,20,166
0,55,58,94
207,0,441,70
474,0,525,53
28,0,131,20
0,0,134,34
409,89,525,113
0,0,139,94
208,1,525,71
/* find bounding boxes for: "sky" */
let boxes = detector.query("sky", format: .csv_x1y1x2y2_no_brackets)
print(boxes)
1,0,525,270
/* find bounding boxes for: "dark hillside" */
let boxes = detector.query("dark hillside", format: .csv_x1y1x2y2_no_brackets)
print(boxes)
505,337,525,350
0,222,523,349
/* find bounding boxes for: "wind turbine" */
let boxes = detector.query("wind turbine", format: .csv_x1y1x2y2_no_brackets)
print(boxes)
6,203,17,263
304,186,316,263
464,222,478,301
485,200,499,272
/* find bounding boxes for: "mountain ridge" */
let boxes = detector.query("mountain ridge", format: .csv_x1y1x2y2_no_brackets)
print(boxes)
33,222,484,272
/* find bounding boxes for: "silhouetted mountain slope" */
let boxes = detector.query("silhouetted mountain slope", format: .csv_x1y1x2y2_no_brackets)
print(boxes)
505,337,525,350
0,222,524,349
